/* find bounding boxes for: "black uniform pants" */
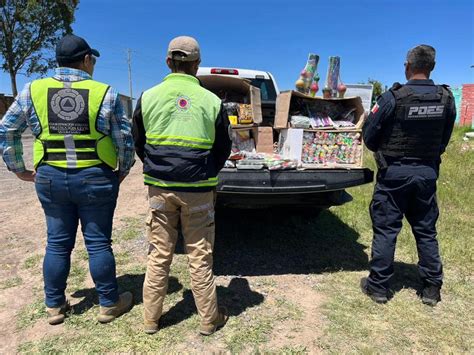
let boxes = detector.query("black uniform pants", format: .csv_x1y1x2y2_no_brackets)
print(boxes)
367,161,443,293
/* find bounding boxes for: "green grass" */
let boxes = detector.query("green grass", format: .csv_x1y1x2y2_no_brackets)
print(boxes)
275,297,304,321
114,216,145,241
0,276,23,290
22,254,42,270
14,127,473,353
279,345,309,354
224,308,274,353
75,249,89,262
16,298,45,330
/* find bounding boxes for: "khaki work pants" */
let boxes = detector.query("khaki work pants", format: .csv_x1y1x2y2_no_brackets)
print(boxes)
143,186,219,325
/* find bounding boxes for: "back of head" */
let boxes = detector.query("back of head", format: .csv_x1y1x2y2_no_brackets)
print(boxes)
56,34,100,72
406,44,436,74
166,36,201,75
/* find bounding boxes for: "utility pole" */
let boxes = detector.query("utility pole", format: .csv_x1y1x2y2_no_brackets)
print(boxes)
126,48,134,109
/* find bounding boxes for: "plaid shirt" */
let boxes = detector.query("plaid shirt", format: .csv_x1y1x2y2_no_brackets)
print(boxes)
0,67,135,175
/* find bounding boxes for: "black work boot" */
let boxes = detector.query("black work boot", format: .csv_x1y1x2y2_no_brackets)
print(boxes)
360,277,388,304
421,284,441,306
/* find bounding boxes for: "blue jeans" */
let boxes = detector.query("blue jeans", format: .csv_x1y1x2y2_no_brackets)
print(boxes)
35,164,119,307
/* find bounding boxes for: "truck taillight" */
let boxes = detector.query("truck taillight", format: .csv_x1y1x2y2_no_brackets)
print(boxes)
210,68,239,75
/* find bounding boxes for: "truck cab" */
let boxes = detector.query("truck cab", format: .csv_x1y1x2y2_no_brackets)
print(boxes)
197,67,374,209
197,67,279,126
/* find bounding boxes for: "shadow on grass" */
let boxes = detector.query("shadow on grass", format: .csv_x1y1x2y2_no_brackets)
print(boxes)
70,274,182,315
160,277,263,329
391,262,423,294
208,208,369,276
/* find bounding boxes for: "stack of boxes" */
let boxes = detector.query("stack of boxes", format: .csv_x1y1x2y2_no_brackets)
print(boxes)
199,75,366,170
275,90,366,168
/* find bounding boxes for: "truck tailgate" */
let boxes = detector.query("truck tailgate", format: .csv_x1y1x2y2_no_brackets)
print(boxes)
217,168,373,194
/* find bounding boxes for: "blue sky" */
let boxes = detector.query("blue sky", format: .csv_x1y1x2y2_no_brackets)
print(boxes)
1,0,473,98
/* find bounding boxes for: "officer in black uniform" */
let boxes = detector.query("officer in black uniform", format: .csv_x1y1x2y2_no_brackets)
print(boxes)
360,45,456,306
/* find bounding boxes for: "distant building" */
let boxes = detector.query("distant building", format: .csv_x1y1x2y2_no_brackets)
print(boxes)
453,84,474,128
0,94,14,118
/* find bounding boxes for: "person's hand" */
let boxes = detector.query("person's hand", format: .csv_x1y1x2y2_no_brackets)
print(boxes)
15,170,36,182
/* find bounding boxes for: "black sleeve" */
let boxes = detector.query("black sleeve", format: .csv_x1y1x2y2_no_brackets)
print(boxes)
211,104,232,173
440,93,456,155
362,92,396,152
132,95,146,163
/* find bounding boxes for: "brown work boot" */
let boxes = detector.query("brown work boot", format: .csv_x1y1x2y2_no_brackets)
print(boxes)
46,301,71,325
144,320,159,335
199,306,229,336
97,291,133,323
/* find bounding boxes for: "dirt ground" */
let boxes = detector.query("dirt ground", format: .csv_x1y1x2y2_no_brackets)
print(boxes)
0,138,327,353
1,133,472,353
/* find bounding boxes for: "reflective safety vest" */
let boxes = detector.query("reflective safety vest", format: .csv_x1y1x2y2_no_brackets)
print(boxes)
30,77,117,169
141,73,221,189
379,82,451,160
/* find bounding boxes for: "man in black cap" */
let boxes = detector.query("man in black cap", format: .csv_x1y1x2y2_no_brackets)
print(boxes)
361,44,456,306
0,34,135,324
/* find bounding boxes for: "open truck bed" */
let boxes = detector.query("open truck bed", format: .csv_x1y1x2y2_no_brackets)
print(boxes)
197,67,374,209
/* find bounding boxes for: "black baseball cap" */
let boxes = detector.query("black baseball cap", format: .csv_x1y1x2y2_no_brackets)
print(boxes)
56,34,100,63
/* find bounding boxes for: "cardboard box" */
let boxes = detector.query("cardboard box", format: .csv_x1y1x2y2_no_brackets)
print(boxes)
275,90,366,130
231,126,274,154
278,128,364,168
256,127,274,154
199,75,262,124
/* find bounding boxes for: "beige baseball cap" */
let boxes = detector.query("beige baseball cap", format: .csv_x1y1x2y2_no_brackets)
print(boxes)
167,36,200,62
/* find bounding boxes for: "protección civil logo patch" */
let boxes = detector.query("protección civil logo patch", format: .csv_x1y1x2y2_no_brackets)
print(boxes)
175,95,191,111
47,88,90,135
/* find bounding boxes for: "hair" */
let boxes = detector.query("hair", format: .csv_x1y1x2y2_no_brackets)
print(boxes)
169,51,198,74
406,45,436,72
57,57,84,69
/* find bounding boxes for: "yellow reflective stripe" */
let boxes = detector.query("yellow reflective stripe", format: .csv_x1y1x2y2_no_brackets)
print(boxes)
45,160,102,169
146,135,213,149
146,134,212,144
45,148,96,153
144,174,218,187
146,139,212,150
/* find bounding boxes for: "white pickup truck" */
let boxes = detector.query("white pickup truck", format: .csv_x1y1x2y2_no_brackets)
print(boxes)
197,67,374,210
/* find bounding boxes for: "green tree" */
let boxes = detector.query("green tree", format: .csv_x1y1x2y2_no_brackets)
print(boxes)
367,78,383,106
0,0,79,96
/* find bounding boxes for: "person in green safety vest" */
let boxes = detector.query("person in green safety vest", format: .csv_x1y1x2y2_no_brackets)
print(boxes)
0,34,135,325
133,36,232,335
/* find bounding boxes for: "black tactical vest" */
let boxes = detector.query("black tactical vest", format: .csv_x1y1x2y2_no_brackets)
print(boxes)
379,83,451,160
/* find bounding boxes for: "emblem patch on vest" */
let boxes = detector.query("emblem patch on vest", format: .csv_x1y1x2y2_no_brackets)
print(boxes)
47,88,90,134
175,95,191,111
405,104,445,120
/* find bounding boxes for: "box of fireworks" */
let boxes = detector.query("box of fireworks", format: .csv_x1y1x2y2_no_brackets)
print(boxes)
235,152,298,171
278,128,364,168
198,75,262,126
229,126,275,160
300,130,363,168
229,127,257,160
274,90,365,130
